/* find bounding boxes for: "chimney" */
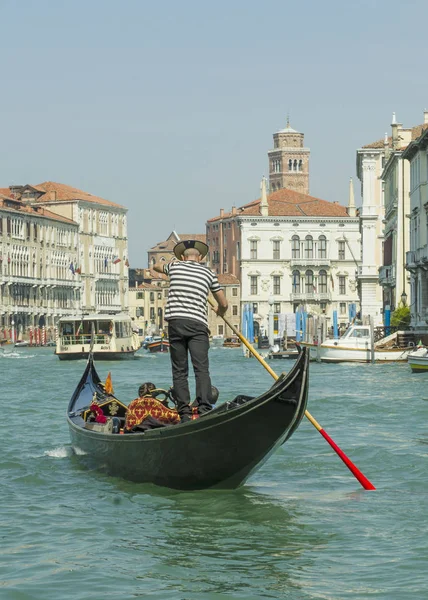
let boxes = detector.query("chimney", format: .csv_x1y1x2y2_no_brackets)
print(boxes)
391,112,402,150
424,108,428,124
347,177,356,217
231,206,237,216
50,190,57,201
220,208,224,218
259,176,269,217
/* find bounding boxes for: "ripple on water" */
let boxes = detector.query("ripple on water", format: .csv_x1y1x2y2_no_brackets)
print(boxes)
0,351,427,599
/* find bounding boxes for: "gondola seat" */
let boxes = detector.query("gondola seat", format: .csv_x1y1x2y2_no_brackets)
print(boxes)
83,397,128,422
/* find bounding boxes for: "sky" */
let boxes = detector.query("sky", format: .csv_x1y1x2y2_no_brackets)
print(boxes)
1,0,428,266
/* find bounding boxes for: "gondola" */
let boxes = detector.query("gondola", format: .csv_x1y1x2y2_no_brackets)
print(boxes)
66,347,309,490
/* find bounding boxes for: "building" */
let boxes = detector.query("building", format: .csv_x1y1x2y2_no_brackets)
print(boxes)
207,180,360,336
403,125,428,328
356,111,428,324
128,269,169,337
148,231,207,268
207,274,241,337
4,181,129,315
0,190,79,338
268,119,310,195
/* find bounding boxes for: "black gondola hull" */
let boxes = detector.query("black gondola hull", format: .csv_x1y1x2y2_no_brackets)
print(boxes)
67,349,309,490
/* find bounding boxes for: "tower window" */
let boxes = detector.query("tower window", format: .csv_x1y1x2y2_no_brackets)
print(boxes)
299,159,303,171
288,159,293,171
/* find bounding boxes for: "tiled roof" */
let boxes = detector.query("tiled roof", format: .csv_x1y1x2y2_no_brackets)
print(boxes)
362,124,428,149
32,181,125,208
0,188,12,198
218,274,240,284
209,188,349,220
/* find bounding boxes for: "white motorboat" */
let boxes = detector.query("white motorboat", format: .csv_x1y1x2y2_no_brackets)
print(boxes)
55,313,141,360
300,325,412,363
407,346,428,373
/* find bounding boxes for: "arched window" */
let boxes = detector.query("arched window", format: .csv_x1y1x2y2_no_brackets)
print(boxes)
288,159,292,171
293,159,298,171
292,270,300,293
305,270,314,294
319,269,327,293
304,235,313,259
318,235,327,258
299,159,303,171
291,235,300,259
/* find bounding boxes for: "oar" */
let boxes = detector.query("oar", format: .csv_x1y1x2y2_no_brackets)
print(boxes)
209,298,376,490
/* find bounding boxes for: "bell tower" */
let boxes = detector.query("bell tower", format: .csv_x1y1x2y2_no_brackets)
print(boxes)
268,119,310,194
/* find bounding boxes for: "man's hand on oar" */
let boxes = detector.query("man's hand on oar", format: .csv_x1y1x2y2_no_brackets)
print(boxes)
208,297,376,491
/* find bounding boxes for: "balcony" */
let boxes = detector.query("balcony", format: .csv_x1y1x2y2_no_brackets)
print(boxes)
290,258,331,268
290,292,332,302
378,264,396,286
406,248,428,271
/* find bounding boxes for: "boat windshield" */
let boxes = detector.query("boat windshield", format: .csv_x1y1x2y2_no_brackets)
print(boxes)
343,327,370,339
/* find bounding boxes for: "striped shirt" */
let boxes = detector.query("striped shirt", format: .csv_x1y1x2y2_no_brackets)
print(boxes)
163,260,221,326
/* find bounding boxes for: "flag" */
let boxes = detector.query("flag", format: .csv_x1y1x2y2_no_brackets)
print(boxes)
104,372,114,395
113,256,121,264
69,263,75,274
330,273,334,290
7,255,11,263
75,267,81,274
124,258,129,267
104,256,108,268
313,284,317,292
76,322,83,335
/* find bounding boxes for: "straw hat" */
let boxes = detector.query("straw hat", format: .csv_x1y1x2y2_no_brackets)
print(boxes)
173,239,208,260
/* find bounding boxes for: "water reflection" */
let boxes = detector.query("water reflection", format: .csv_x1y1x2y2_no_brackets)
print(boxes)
110,483,325,598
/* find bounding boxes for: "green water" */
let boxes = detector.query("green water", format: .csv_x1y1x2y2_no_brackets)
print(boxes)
1,347,427,599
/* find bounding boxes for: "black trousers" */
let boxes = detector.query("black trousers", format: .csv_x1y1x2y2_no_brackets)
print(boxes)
168,318,213,419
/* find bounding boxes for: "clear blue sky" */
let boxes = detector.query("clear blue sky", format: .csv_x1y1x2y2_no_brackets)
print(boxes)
1,0,427,265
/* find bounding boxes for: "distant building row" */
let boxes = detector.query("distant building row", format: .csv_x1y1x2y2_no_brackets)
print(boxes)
0,182,129,337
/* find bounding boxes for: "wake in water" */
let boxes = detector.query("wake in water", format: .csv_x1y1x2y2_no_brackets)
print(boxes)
0,350,37,359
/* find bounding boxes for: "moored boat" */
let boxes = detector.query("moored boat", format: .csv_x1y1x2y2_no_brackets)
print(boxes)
56,313,141,360
301,324,412,363
223,336,241,348
210,334,224,347
407,346,428,373
66,347,309,490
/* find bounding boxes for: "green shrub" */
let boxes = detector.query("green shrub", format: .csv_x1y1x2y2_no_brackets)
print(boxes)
391,304,411,329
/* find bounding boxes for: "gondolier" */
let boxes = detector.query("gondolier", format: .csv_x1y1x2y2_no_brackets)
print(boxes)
153,240,228,422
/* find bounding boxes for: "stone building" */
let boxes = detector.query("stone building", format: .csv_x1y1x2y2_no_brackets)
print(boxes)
268,120,310,195
403,125,428,329
5,182,129,315
356,111,428,324
0,190,80,338
128,270,169,337
207,274,241,337
207,180,360,336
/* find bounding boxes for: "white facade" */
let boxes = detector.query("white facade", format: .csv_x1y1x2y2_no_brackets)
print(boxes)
356,148,385,324
239,215,360,334
403,126,428,328
0,197,80,337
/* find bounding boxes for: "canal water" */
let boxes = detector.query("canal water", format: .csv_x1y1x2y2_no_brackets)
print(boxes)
1,346,427,599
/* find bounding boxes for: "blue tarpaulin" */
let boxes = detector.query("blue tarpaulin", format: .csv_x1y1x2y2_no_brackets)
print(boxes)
384,306,391,335
333,310,339,339
295,311,301,342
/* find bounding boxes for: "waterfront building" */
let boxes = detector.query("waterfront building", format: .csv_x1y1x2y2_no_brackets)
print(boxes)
207,274,241,337
2,182,129,320
207,179,360,336
356,111,428,324
148,231,206,268
0,190,79,338
402,124,428,328
128,269,169,337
